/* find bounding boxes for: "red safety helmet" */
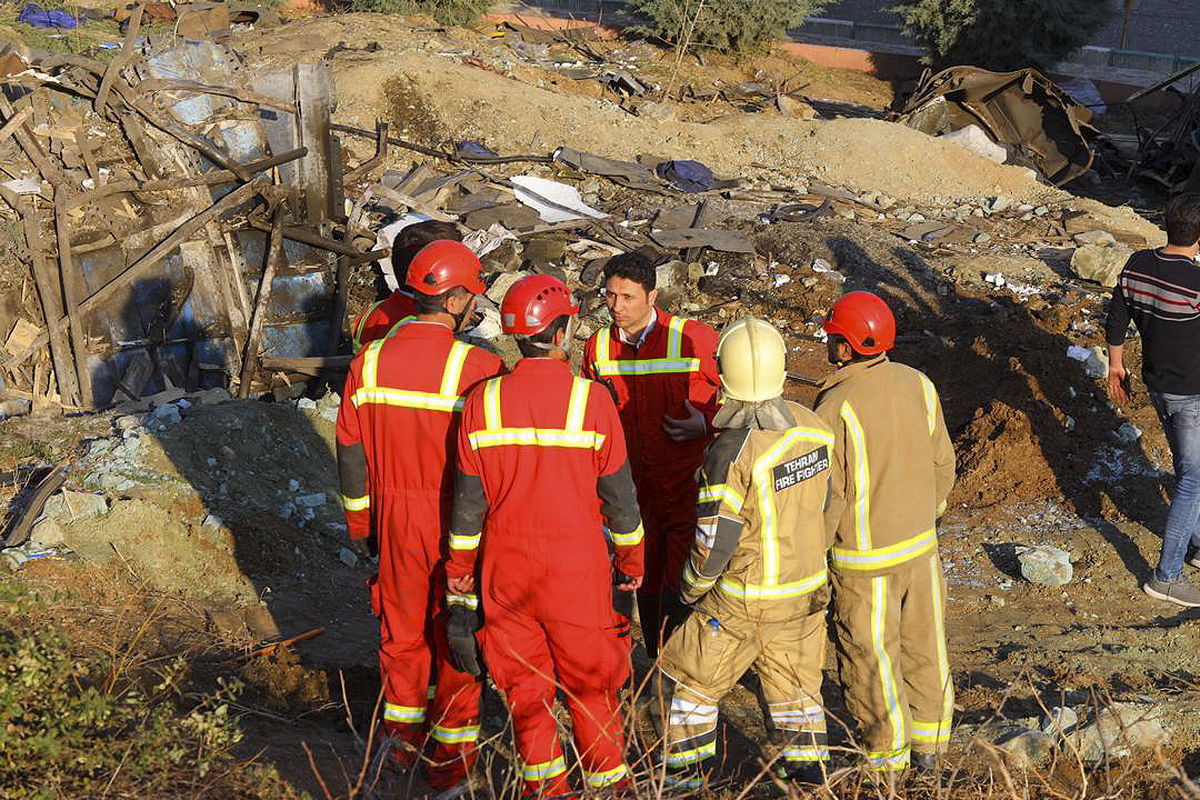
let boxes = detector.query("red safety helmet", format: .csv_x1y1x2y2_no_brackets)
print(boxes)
823,291,896,355
406,240,485,296
501,274,579,336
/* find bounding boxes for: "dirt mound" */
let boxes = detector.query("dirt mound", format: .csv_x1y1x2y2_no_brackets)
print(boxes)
952,400,1061,508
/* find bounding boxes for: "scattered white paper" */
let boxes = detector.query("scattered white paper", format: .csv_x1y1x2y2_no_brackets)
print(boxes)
510,175,608,223
375,213,433,291
462,223,518,258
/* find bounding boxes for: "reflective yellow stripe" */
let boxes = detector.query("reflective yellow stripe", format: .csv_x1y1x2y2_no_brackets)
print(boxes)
867,746,910,771
584,764,628,787
697,483,745,513
919,374,938,436
445,592,479,609
565,377,589,431
353,299,386,351
829,528,937,571
342,494,370,511
384,703,425,724
666,739,716,767
469,377,606,450
449,532,481,550
610,522,644,546
750,427,835,587
468,428,605,449
432,723,480,744
354,338,472,413
682,560,717,592
871,576,905,751
910,720,951,744
930,556,954,735
717,568,827,600
521,756,567,781
352,387,465,411
591,316,702,376
783,746,830,761
841,402,872,551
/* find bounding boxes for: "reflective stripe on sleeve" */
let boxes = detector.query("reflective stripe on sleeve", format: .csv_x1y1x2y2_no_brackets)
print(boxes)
609,522,644,546
449,532,482,551
697,483,746,513
342,494,370,511
445,593,479,610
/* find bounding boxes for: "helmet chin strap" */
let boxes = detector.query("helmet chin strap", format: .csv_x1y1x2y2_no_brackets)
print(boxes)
527,316,576,353
450,295,475,332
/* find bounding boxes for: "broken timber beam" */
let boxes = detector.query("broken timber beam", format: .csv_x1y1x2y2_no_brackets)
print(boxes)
54,189,93,408
245,216,389,261
260,355,351,374
19,197,80,407
94,2,142,115
326,255,350,357
238,205,286,398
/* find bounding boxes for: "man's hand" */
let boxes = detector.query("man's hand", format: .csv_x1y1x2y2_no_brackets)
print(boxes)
448,574,476,595
616,573,643,592
1107,345,1130,406
347,536,376,560
663,400,707,442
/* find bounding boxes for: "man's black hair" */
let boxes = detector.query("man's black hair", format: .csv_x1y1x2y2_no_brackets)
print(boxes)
829,333,876,363
1165,193,1200,247
516,316,570,358
412,286,467,316
391,221,463,281
602,251,656,293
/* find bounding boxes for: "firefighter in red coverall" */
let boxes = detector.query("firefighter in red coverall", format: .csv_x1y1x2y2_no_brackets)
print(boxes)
445,275,645,796
582,251,721,657
336,240,504,791
348,220,462,351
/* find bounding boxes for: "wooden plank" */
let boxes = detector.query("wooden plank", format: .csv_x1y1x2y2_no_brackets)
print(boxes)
237,205,286,397
53,189,93,408
294,62,337,223
325,255,350,357
19,197,79,408
260,355,351,373
3,463,69,548
95,2,142,115
0,107,32,146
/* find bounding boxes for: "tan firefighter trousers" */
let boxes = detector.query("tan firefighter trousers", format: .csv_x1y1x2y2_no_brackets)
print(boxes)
831,552,953,771
652,605,827,788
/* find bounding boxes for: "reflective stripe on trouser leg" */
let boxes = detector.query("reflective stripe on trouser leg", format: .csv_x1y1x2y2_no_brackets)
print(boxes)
832,568,912,772
905,553,953,753
377,579,435,766
771,704,830,762
753,607,830,769
425,616,484,789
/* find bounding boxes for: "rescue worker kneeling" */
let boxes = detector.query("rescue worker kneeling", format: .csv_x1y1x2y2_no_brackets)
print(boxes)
653,317,833,788
445,275,645,797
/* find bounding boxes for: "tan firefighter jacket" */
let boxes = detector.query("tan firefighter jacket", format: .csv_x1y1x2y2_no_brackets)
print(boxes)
679,400,834,623
814,355,955,577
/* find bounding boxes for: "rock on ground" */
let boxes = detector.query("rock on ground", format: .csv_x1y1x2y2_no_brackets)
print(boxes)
1018,545,1073,586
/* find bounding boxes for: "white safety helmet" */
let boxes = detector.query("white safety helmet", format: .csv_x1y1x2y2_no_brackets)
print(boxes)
716,316,787,403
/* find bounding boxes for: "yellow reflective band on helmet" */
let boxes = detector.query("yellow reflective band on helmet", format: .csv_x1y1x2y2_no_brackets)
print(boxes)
697,483,745,513
521,756,567,781
610,522,644,546
592,315,702,376
919,373,938,436
584,765,628,787
470,377,606,451
910,719,951,744
432,723,481,745
841,402,873,551
384,703,425,724
829,528,937,571
867,746,910,771
871,576,906,751
353,338,471,413
342,494,370,512
666,739,716,767
449,532,481,551
445,592,479,609
717,568,827,601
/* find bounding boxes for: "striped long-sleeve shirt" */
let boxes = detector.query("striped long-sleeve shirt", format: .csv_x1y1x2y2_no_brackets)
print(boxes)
1106,248,1200,395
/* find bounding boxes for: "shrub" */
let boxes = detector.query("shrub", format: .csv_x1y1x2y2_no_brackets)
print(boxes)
351,0,493,26
890,0,1114,72
0,579,291,798
628,0,830,55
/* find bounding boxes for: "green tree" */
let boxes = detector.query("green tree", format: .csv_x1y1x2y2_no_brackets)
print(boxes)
628,0,830,55
891,0,1114,71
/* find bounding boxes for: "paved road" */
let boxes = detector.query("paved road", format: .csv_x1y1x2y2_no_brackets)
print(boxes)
816,0,1200,59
